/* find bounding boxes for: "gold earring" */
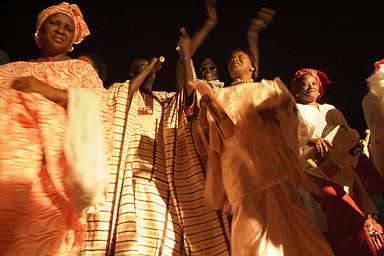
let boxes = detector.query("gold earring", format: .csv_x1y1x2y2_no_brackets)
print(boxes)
34,32,42,49
68,46,74,52
250,67,255,71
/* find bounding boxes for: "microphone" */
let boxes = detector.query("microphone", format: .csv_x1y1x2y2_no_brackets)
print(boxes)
153,56,165,72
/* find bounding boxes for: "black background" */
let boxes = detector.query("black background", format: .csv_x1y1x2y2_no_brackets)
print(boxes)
1,0,383,135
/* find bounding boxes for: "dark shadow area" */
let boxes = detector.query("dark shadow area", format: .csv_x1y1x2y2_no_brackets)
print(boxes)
1,0,381,135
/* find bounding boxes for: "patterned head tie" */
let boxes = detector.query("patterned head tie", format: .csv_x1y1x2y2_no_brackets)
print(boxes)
35,2,90,46
290,68,332,100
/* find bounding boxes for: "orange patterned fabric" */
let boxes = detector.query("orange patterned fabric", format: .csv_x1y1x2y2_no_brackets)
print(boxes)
0,60,113,256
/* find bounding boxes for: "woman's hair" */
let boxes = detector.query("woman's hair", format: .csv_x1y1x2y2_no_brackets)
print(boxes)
78,52,108,84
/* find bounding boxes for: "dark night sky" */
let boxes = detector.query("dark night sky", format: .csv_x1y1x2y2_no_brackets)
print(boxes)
1,0,383,135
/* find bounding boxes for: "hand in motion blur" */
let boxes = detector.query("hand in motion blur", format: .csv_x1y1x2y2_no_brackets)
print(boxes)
248,7,275,36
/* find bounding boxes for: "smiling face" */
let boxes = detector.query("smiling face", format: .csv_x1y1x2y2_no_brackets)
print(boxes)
199,63,218,81
38,12,74,56
227,49,254,80
295,74,321,104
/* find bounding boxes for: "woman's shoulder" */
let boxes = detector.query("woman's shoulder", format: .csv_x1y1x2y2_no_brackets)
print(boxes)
320,103,337,110
0,61,39,77
13,58,91,70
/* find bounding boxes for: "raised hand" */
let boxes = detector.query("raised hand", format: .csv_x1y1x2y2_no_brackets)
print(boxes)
177,27,192,61
248,7,275,36
205,0,218,28
247,7,276,79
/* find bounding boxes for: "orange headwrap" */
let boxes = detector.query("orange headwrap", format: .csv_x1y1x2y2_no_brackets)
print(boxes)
35,2,90,45
290,68,332,100
374,59,384,71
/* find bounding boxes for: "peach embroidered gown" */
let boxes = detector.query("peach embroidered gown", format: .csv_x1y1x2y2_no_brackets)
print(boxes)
0,60,113,256
203,78,335,256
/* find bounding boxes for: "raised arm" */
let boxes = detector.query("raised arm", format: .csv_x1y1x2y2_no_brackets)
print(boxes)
175,0,217,91
126,57,158,104
177,27,194,98
247,7,275,79
189,0,218,56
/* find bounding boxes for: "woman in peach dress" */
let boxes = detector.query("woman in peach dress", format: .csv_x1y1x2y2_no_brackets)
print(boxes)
0,2,113,255
199,48,334,256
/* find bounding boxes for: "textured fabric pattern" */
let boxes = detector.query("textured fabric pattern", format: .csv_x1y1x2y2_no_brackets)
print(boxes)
0,60,113,256
81,81,230,255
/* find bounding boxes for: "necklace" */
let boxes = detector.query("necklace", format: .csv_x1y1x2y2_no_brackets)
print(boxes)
231,78,254,86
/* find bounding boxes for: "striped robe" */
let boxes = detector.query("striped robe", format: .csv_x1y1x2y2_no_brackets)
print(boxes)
81,81,231,255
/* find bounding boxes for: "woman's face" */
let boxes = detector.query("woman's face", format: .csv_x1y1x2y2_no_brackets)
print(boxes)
227,50,253,79
38,12,74,55
296,74,320,103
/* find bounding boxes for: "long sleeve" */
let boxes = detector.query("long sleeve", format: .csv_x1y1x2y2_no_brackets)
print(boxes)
204,114,227,210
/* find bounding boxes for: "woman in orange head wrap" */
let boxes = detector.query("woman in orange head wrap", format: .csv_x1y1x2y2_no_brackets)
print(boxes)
34,2,90,51
291,68,380,256
290,68,332,101
0,2,113,256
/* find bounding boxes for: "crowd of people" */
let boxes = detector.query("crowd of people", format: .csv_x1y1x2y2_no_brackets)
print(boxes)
0,1,383,256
